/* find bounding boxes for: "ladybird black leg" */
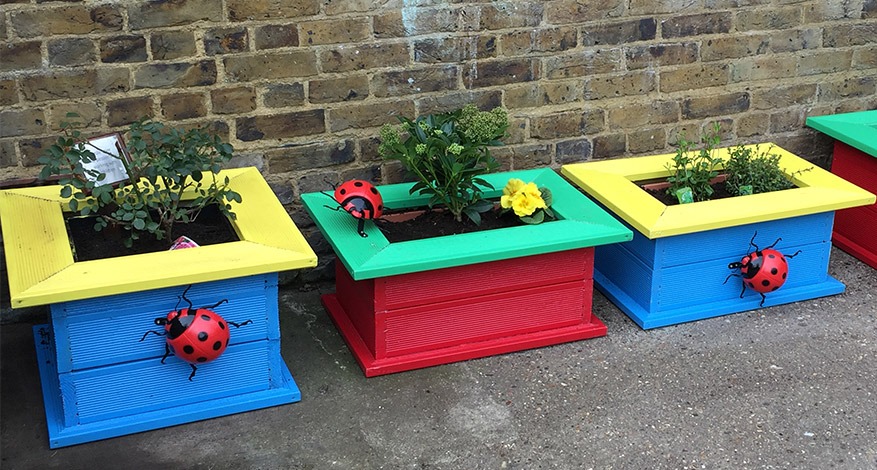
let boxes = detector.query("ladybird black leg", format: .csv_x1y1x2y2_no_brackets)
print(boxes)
227,319,253,328
786,249,802,259
139,329,166,342
759,292,766,307
203,298,229,310
357,218,368,238
739,282,746,299
723,273,740,285
160,344,171,364
188,364,197,381
323,204,344,212
764,237,782,251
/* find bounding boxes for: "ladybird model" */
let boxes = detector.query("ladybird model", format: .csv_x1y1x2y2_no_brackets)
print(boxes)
325,179,383,237
725,232,801,306
140,286,251,381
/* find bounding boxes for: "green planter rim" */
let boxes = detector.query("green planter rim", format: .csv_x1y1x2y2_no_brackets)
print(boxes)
806,110,877,158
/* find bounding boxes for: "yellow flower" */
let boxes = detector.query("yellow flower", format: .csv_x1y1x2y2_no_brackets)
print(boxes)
501,178,525,209
510,191,547,217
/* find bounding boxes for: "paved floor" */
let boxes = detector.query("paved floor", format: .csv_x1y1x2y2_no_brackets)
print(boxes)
1,247,875,470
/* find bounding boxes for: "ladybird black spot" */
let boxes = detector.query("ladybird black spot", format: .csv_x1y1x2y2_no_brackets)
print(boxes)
771,268,778,275
781,257,787,264
762,280,771,287
196,357,208,363
354,181,363,187
771,286,779,291
782,272,787,279
183,345,194,354
768,254,776,259
219,322,226,330
213,341,222,351
339,188,346,195
370,186,377,194
747,281,754,288
201,314,211,321
198,331,208,341
378,204,383,211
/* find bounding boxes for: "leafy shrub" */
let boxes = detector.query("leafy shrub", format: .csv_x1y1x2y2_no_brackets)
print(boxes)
38,115,241,246
724,144,796,196
378,105,508,224
665,123,724,202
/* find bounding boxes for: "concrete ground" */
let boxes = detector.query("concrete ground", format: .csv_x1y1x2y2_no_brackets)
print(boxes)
1,247,875,470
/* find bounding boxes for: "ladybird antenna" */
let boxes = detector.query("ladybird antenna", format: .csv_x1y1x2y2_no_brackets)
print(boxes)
180,285,194,311
748,231,759,251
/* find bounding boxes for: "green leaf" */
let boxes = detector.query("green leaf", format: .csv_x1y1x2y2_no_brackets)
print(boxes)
133,218,146,230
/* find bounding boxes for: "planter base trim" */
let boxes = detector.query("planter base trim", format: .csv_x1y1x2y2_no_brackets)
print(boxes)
321,294,606,377
34,325,300,449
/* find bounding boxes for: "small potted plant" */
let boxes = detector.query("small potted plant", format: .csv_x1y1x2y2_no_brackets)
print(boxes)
0,116,317,448
807,110,877,269
562,124,875,329
302,106,631,377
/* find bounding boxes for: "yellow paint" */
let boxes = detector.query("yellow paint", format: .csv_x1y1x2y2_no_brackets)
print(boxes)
562,144,876,239
0,167,317,308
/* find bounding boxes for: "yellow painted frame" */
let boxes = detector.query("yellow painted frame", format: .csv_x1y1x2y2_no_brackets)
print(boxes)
0,167,317,308
561,144,876,239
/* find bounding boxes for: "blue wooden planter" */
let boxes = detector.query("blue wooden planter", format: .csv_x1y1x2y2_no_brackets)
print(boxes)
563,145,875,329
34,274,300,448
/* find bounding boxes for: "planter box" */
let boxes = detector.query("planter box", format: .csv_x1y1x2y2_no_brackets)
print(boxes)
807,110,877,269
302,169,632,376
0,168,317,448
562,144,875,329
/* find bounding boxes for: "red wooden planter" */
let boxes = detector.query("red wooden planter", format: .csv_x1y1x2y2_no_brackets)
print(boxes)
322,248,603,377
829,141,877,269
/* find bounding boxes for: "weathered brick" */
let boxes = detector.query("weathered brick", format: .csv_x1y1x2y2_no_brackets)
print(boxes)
0,14,6,41
768,28,820,53
100,35,147,63
547,0,626,24
581,19,656,46
556,138,593,163
544,49,621,79
415,36,496,63
0,109,45,138
236,110,325,141
0,80,18,106
530,111,585,139
328,100,414,132
107,96,154,127
134,61,216,89
225,51,317,82
824,23,877,47
374,8,458,38
817,77,877,102
20,137,57,167
797,50,853,76
493,143,553,169
736,7,802,31
48,38,96,66
662,12,732,38
267,139,356,173
682,92,750,119
736,112,770,137
504,82,581,108
1,41,41,73
705,0,771,7
701,34,769,61
731,55,796,82
161,93,207,121
500,28,575,57
129,0,222,30
628,127,666,154
300,18,370,46
866,0,877,18
324,0,378,15
308,75,366,103
11,6,122,38
769,109,802,133
151,31,196,60
373,65,458,97
321,42,410,73
415,90,502,116
593,133,626,158
463,58,538,88
49,103,101,128
263,83,305,108
625,43,698,70
607,100,679,129
255,25,299,50
227,0,320,21
204,27,248,55
853,46,877,70
21,68,131,101
0,141,16,168
661,64,729,93
586,71,656,99
631,0,702,15
751,83,816,110
210,87,256,114
479,3,543,30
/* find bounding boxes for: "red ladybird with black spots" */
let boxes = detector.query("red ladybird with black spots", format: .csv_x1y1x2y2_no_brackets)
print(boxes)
725,232,801,306
140,286,251,381
324,179,383,237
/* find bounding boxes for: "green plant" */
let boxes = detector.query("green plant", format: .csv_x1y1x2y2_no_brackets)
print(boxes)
724,144,797,196
38,115,241,246
665,123,724,202
378,104,509,224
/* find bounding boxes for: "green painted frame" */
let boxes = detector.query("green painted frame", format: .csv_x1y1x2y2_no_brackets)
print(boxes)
301,168,632,281
807,110,877,157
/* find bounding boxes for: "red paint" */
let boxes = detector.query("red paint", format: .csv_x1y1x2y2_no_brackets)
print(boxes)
831,141,877,269
322,248,606,376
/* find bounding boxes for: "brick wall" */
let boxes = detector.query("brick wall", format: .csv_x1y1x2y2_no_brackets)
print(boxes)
1,1,875,276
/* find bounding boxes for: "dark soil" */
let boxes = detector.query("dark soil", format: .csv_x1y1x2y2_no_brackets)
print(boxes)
67,204,239,261
642,180,735,206
375,207,522,243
